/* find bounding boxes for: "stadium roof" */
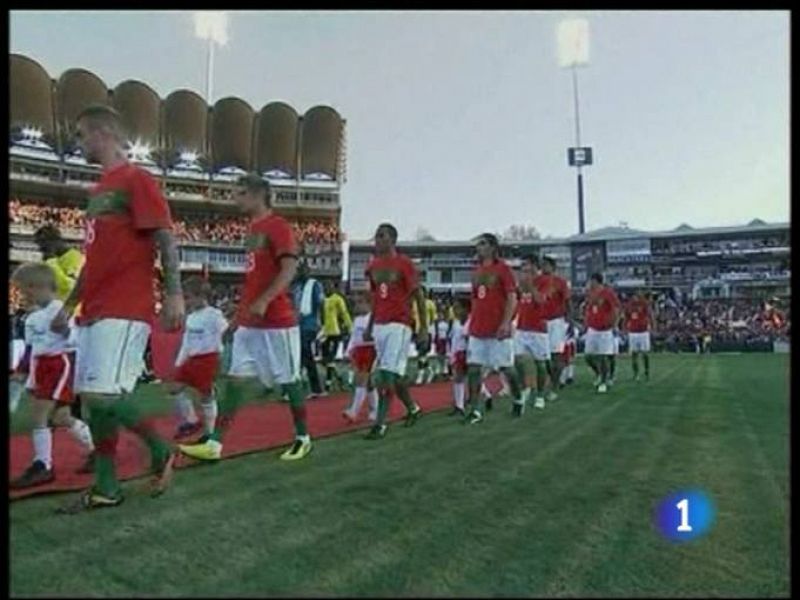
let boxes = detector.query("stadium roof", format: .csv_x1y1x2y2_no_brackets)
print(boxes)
9,53,345,181
348,220,789,248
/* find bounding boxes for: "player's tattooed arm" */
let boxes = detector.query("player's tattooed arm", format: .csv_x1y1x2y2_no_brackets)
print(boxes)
154,228,186,331
154,228,182,296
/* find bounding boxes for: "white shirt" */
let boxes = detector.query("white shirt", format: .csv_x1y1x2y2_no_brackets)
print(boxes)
175,306,228,366
435,320,450,342
346,314,374,353
449,319,469,356
24,299,74,357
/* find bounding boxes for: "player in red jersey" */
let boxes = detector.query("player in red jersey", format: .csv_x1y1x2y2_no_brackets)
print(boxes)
362,223,427,440
51,105,184,513
539,256,572,399
623,289,655,381
180,174,311,461
582,273,621,394
465,233,523,423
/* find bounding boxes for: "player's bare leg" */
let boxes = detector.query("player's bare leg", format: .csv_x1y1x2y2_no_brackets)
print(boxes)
465,365,484,424
395,375,422,427
534,360,549,409
365,370,395,439
500,366,524,417
631,351,640,381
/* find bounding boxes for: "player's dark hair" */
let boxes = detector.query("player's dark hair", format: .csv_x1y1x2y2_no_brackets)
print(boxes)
183,275,212,299
590,272,604,285
522,253,539,267
33,224,63,243
238,173,272,205
377,223,398,243
453,295,471,312
542,256,557,269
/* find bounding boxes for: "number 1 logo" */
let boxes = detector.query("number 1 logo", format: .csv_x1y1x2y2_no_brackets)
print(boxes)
675,498,692,532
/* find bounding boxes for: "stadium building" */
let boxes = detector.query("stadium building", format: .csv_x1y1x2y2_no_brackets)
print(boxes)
347,221,790,301
9,53,347,282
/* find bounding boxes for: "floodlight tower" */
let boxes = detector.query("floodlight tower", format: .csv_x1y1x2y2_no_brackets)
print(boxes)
194,11,229,104
557,18,592,235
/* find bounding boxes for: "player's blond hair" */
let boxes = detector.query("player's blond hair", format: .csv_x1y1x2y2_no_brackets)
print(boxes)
11,262,56,290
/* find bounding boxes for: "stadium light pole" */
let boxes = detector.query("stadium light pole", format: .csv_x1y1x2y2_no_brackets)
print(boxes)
558,18,591,235
194,11,229,104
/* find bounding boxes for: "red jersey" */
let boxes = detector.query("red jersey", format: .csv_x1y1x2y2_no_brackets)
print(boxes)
469,260,517,338
584,285,621,331
624,298,651,333
365,252,418,326
236,213,298,329
516,285,548,333
80,162,172,323
536,273,570,320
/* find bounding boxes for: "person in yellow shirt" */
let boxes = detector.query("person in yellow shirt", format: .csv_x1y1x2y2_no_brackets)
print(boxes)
320,280,352,392
412,287,439,384
34,225,84,302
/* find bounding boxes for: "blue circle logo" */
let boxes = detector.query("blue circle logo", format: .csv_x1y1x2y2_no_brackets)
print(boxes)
655,489,716,542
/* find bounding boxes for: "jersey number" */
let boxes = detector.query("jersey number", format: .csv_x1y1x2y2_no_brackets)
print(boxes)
85,218,96,247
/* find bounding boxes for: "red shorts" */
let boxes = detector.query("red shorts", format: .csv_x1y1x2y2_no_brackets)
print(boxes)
173,353,220,397
435,339,448,356
350,345,376,373
28,353,75,404
450,350,467,374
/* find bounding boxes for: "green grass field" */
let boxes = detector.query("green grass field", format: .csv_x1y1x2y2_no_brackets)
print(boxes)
9,354,789,597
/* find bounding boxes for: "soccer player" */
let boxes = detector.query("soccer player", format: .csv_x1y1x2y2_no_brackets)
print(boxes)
179,174,312,461
320,280,352,393
362,223,426,440
291,262,325,398
10,263,95,489
624,289,655,381
170,276,228,440
539,256,571,400
608,328,620,385
342,291,378,423
465,233,523,423
433,306,451,380
52,105,184,512
447,296,470,416
514,255,550,411
583,273,621,394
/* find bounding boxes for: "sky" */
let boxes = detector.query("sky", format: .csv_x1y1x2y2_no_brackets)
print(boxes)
10,10,790,242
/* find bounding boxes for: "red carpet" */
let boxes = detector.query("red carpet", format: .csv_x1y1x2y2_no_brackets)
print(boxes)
9,382,455,500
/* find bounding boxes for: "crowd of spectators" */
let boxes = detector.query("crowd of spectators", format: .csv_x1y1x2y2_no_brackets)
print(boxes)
9,199,343,248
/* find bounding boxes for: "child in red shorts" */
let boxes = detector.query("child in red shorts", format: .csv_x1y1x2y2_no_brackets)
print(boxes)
10,263,95,489
342,292,378,424
171,277,228,441
447,297,470,416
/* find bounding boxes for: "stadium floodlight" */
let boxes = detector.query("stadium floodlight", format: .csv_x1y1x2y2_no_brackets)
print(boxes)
557,17,592,235
22,127,43,140
180,151,199,164
129,140,151,161
193,11,229,104
557,18,590,68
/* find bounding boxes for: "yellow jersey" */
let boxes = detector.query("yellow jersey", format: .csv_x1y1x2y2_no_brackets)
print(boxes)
322,293,352,337
45,248,83,302
412,298,437,332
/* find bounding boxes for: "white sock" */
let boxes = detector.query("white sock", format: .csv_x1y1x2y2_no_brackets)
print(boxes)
201,399,218,434
453,382,465,410
500,375,510,397
67,418,94,452
349,386,367,416
367,389,379,419
568,364,575,378
175,392,198,424
521,388,531,406
32,427,52,469
480,382,490,399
